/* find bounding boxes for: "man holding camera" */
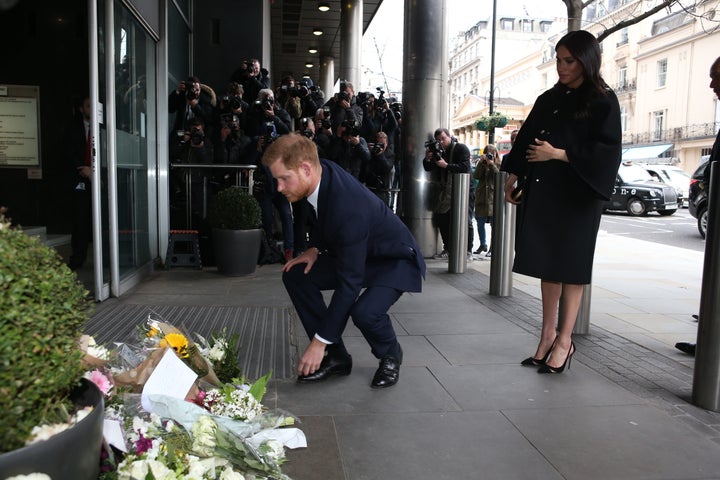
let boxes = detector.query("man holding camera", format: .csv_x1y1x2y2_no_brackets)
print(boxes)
362,132,394,207
423,128,473,259
169,76,213,140
325,115,370,179
325,81,364,131
231,58,270,105
473,145,500,256
246,89,291,138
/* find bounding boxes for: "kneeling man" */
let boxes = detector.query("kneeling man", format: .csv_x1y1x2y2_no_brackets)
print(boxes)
263,133,425,388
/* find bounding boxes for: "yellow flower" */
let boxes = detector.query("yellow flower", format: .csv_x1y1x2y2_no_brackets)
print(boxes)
160,333,190,358
146,326,160,338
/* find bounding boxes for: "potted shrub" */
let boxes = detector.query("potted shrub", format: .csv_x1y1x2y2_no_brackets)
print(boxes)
208,186,263,276
0,209,104,479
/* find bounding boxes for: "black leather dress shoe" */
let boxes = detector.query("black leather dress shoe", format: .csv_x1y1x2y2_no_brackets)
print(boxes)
675,342,696,356
297,351,352,383
371,356,401,388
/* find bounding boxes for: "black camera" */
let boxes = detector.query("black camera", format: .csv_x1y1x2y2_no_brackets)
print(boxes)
220,113,240,132
341,119,361,137
243,60,254,74
321,106,332,129
254,97,274,112
370,142,385,155
390,102,402,119
297,81,310,97
425,139,443,157
190,126,204,146
185,86,198,101
485,153,494,161
222,95,244,111
338,90,351,102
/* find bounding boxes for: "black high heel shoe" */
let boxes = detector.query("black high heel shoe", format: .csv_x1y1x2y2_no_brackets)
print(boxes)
521,337,557,367
538,341,575,374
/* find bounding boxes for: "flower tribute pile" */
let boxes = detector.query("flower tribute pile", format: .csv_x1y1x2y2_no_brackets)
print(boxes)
78,313,305,480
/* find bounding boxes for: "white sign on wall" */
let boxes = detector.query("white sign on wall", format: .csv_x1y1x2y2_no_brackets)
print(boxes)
0,85,41,168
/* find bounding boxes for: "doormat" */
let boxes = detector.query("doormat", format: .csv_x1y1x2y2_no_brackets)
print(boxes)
84,303,295,380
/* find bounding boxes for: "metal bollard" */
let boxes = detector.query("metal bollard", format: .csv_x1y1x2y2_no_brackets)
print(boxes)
558,284,591,334
489,171,515,296
693,160,720,412
449,173,470,273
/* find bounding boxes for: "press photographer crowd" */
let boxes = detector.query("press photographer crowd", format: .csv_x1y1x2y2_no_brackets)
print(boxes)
169,59,407,264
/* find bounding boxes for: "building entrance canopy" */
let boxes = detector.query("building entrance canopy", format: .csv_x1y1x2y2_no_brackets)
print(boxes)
621,143,673,162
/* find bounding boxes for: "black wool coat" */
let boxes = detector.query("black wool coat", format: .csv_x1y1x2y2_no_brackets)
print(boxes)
502,83,622,284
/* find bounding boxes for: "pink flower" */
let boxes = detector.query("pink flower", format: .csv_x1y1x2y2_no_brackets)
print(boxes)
84,369,113,396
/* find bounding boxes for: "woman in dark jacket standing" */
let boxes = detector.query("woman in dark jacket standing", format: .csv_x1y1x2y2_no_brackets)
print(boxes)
502,30,622,373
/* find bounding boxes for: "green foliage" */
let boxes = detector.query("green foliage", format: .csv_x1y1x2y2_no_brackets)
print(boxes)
207,187,262,230
475,112,509,132
0,227,91,452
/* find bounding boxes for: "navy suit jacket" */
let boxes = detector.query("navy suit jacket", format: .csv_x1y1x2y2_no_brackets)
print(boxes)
308,159,425,342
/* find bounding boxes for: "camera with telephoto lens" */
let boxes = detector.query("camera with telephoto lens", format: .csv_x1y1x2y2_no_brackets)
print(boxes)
370,142,385,155
190,126,204,146
253,97,274,112
390,102,402,120
485,153,494,161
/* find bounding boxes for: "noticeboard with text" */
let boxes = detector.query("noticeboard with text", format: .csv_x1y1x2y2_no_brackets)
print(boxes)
0,85,41,168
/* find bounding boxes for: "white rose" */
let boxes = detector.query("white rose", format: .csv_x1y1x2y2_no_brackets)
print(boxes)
219,467,246,480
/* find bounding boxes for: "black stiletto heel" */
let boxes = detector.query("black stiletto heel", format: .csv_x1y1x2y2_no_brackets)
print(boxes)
521,337,557,367
538,341,575,374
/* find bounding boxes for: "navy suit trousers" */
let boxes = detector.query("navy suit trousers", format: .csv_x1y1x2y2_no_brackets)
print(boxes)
283,256,403,359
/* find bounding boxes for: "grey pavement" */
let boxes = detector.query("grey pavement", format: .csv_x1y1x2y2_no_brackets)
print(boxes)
89,229,720,480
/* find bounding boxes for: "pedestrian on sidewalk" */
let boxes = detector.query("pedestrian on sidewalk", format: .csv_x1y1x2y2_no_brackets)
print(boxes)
473,144,499,256
262,133,426,388
502,30,622,373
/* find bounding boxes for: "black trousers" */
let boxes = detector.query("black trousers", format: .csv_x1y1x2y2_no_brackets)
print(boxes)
283,256,403,359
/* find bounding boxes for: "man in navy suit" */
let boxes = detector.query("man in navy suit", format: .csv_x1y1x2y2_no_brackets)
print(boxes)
263,133,425,388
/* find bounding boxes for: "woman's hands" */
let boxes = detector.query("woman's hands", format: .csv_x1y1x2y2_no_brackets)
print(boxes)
526,138,568,163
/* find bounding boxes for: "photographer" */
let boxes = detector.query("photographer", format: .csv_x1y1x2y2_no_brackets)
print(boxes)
360,88,398,155
473,144,500,256
423,128,473,259
214,82,250,162
169,117,214,228
276,75,303,128
325,80,363,131
250,122,294,263
230,58,270,105
326,115,370,179
299,77,325,119
362,132,394,207
169,76,215,140
246,89,291,138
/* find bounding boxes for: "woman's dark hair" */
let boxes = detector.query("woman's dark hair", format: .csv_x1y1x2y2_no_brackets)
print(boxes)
555,30,607,95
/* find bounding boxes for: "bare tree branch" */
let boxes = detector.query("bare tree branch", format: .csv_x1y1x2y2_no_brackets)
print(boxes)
596,0,678,42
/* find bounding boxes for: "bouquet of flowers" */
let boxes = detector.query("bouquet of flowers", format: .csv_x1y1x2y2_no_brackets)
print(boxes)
78,313,305,479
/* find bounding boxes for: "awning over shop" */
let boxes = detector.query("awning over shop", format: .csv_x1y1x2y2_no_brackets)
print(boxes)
621,144,673,161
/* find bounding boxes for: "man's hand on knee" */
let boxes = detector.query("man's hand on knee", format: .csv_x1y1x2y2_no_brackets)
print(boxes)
298,338,327,376
282,247,319,274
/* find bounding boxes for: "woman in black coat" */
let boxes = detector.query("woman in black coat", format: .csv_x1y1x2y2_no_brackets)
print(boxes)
502,30,622,373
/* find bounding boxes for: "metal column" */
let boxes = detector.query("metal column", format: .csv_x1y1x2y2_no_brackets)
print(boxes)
400,0,447,257
693,161,720,412
489,172,515,296
449,173,469,273
320,56,335,97
340,0,362,85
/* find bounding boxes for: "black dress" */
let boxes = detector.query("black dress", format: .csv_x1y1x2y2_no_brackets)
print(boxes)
502,83,622,284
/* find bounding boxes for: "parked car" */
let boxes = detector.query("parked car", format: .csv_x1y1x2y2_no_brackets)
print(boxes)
689,155,710,238
639,164,691,208
603,163,678,216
